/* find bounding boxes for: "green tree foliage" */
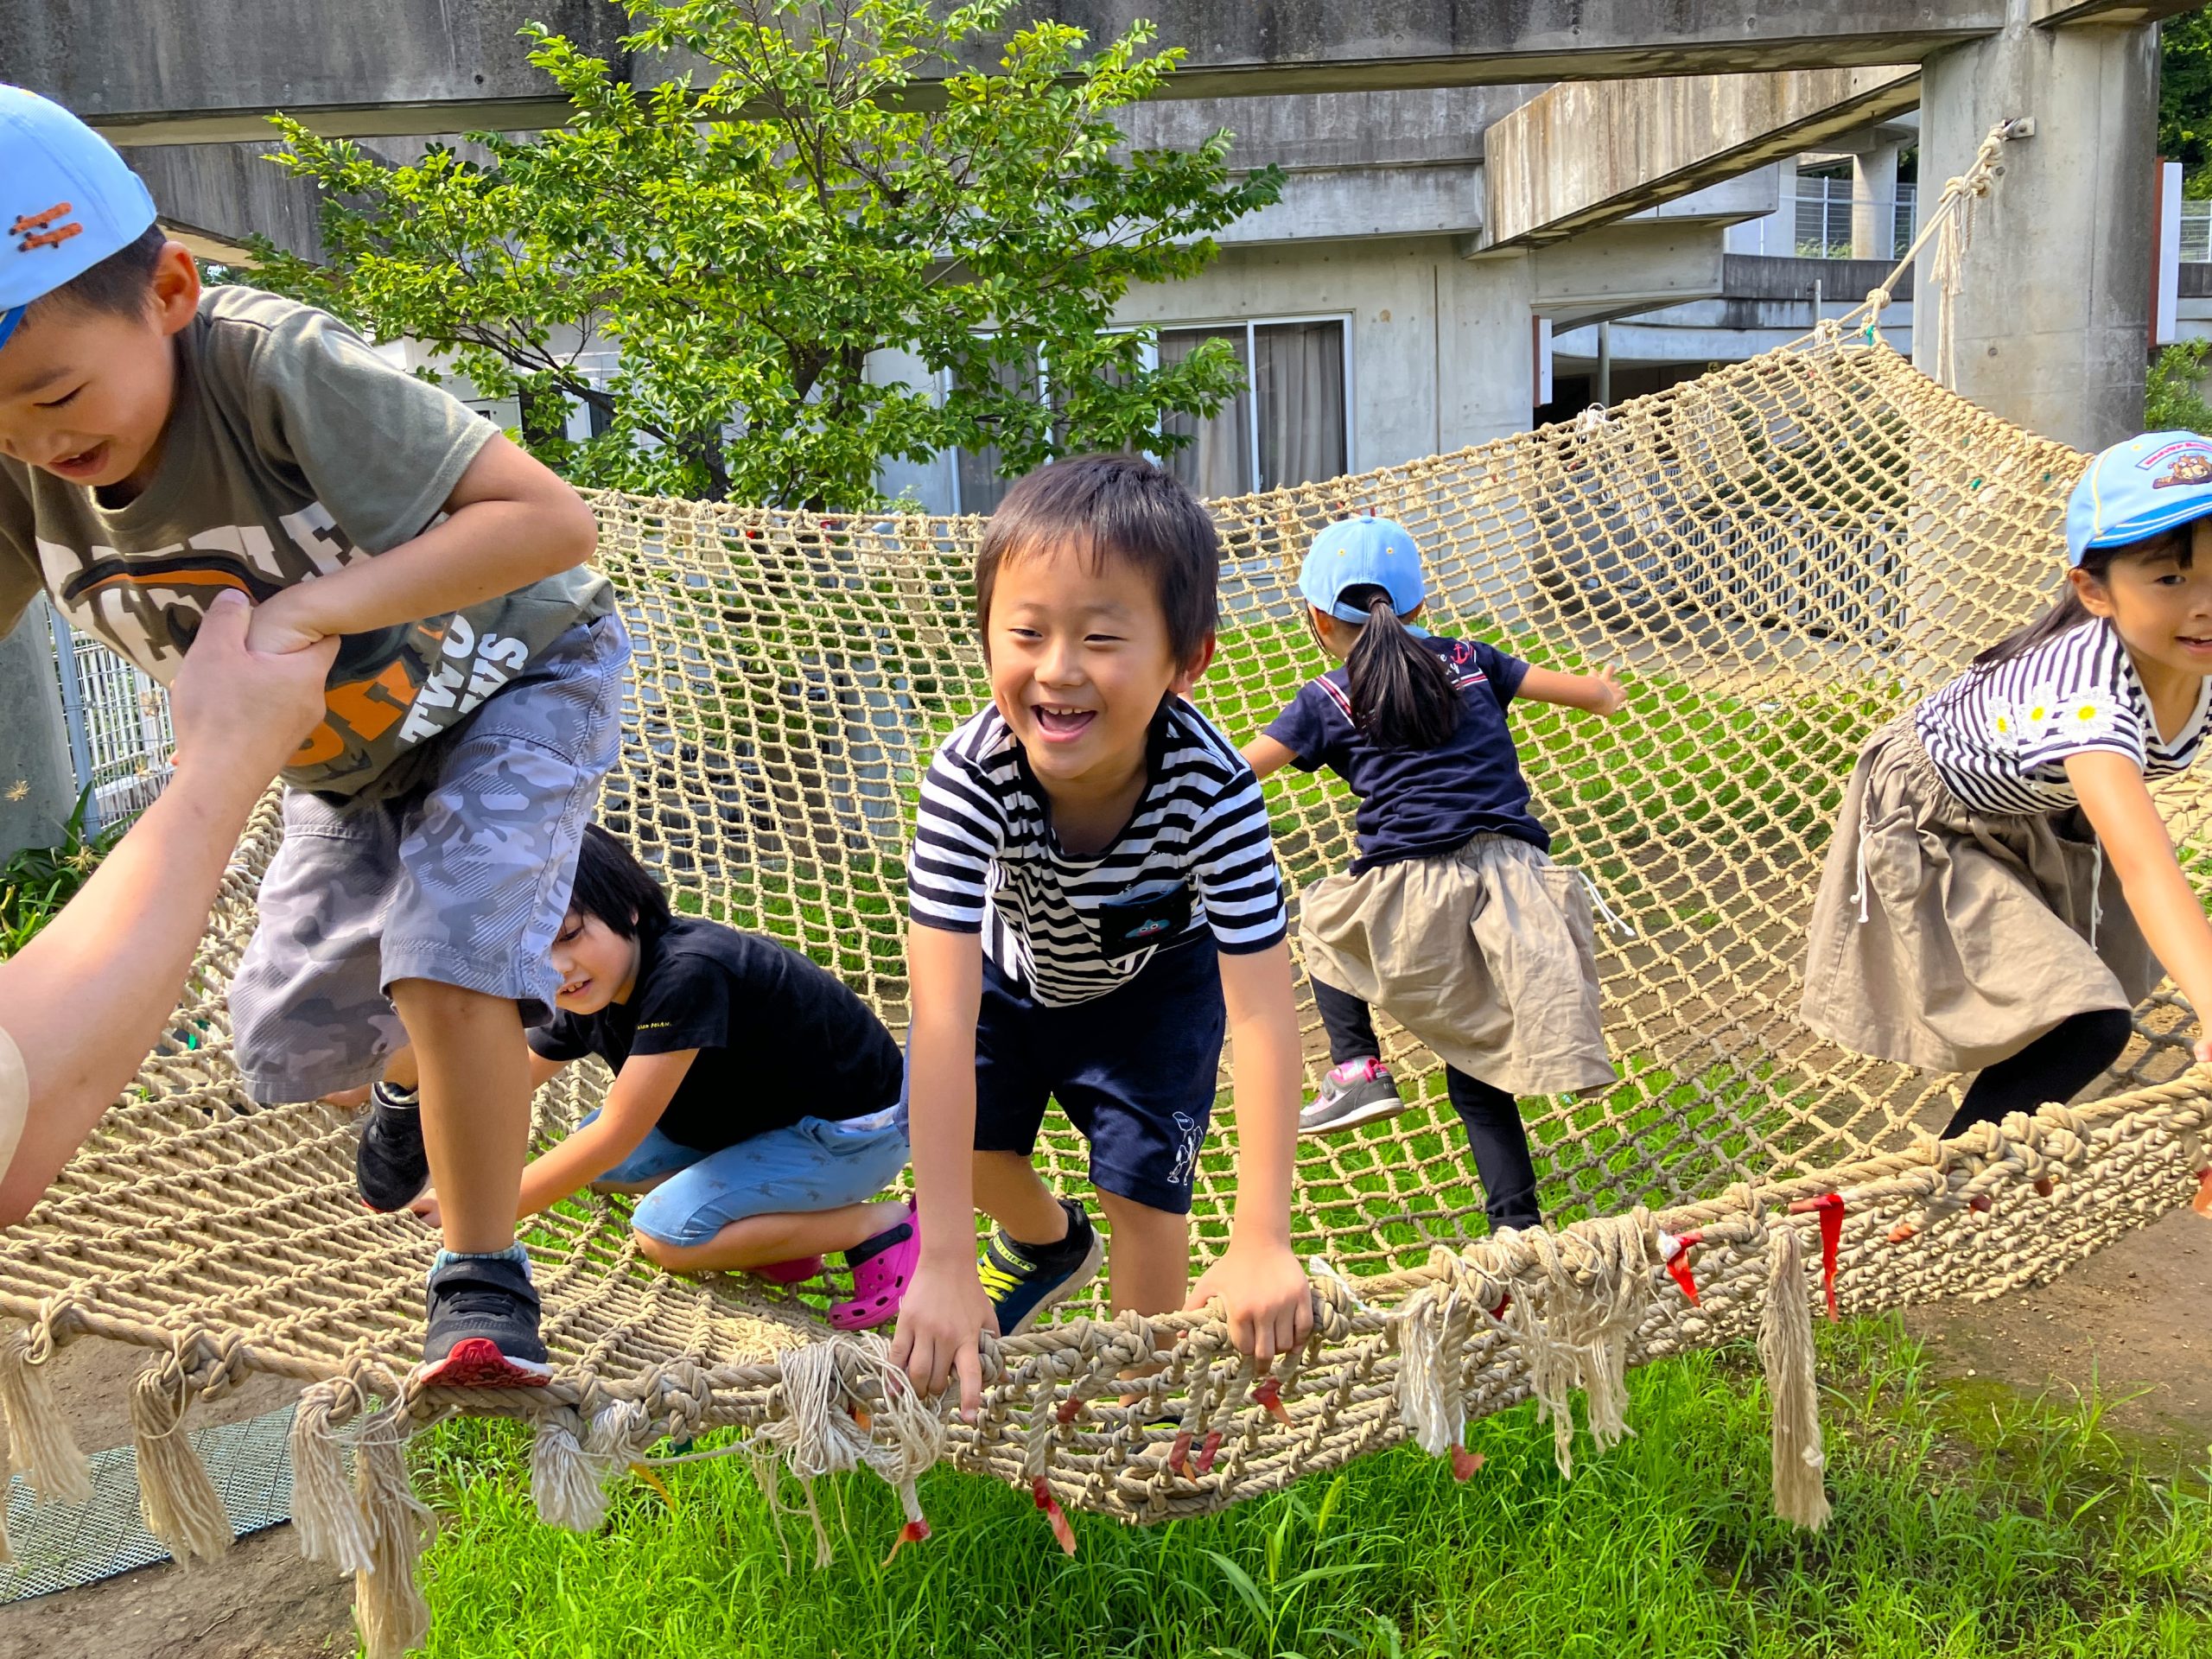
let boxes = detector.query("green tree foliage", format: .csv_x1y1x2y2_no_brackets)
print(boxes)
247,0,1281,508
2162,11,2212,194
2147,337,2212,431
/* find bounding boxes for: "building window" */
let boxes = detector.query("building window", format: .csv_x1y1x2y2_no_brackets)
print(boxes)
1160,316,1351,499
949,315,1351,512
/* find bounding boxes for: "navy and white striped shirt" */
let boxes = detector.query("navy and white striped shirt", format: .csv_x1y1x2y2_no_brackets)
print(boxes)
906,698,1290,1006
1916,616,2212,814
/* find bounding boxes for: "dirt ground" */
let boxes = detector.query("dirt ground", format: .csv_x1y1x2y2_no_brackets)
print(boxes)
3,1209,2204,1659
0,1343,353,1659
1901,1204,2209,1463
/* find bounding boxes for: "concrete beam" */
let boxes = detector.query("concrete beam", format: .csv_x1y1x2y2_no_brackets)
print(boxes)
1523,221,1732,327
1215,164,1486,245
1626,169,1783,229
126,143,325,264
2031,1,2204,26
4,0,2006,146
1483,66,1923,250
984,3,1999,98
1114,88,1541,172
0,2,629,145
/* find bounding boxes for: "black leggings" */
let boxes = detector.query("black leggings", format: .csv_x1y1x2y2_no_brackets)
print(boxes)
1943,1007,2133,1139
1311,977,1543,1230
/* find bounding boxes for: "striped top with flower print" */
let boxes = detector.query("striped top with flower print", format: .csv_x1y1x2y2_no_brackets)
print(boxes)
1915,616,2212,814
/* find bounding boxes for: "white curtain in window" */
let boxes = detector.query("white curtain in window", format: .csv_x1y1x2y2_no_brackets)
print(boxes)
1156,327,1253,499
1254,320,1346,491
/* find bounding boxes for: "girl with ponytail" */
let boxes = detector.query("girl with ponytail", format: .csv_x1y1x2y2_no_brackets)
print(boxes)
1241,515,1627,1233
1803,432,2212,1157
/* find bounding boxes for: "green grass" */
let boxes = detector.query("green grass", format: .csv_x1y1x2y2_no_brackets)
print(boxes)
0,791,119,957
405,1316,2211,1657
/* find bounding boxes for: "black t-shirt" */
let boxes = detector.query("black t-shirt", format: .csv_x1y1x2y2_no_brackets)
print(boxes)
1262,633,1548,874
527,918,904,1153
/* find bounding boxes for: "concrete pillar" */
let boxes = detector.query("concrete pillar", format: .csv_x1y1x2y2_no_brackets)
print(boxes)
1914,3,2158,451
1443,251,1539,448
1852,140,1902,259
0,604,81,861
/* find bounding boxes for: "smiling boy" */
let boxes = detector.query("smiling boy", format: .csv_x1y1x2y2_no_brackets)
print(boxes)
891,454,1313,1414
0,87,628,1388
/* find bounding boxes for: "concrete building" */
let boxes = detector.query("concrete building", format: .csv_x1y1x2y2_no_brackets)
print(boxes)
0,0,2193,842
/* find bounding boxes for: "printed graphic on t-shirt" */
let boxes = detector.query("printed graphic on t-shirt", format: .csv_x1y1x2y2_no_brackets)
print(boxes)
0,287,614,800
37,517,541,779
1986,684,2130,754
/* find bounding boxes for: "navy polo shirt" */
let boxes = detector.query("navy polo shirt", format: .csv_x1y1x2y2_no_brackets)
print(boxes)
1262,634,1549,873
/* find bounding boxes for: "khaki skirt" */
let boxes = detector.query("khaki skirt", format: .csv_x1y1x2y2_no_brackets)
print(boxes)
1800,718,2158,1074
1299,833,1616,1098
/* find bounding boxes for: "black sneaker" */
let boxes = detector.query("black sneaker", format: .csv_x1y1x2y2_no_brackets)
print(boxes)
1299,1059,1407,1136
414,1252,551,1389
978,1198,1105,1337
356,1084,429,1212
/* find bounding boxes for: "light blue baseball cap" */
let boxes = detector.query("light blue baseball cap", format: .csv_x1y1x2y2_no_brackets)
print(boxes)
0,86,158,355
1297,514,1427,621
2065,430,2212,566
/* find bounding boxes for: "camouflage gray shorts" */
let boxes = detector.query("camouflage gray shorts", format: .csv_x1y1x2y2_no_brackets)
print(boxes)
230,613,631,1103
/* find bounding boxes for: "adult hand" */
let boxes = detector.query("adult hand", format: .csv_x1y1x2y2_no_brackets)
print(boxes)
171,590,336,783
1186,1236,1313,1370
888,1259,997,1421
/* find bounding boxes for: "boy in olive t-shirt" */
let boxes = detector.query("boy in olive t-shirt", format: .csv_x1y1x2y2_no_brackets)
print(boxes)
0,86,630,1387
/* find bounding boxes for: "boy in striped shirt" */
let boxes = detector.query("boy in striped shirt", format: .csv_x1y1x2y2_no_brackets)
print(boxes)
892,455,1313,1415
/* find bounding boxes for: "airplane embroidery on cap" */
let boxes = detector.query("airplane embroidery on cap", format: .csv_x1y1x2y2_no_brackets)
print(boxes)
10,201,82,252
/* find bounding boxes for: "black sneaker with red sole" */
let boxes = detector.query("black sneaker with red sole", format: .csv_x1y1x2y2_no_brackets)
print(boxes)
414,1252,551,1389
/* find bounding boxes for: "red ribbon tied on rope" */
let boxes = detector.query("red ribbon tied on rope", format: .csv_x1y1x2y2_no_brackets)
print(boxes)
1789,1193,1846,1320
1659,1230,1703,1306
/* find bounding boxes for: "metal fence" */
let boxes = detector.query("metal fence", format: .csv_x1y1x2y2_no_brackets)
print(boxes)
46,607,173,832
1792,177,1916,260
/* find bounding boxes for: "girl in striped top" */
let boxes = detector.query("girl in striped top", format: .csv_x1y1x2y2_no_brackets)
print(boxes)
1802,431,2212,1150
891,455,1313,1417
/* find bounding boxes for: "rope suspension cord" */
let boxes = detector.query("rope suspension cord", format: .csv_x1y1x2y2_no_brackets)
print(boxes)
1835,117,2034,382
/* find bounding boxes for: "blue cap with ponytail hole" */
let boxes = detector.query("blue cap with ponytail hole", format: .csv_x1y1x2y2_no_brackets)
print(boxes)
1299,513,1426,621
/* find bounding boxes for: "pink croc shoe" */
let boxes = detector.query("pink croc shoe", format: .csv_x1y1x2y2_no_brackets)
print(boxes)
755,1255,826,1285
830,1203,920,1332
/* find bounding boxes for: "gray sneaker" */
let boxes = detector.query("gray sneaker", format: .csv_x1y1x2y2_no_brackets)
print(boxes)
1300,1059,1407,1136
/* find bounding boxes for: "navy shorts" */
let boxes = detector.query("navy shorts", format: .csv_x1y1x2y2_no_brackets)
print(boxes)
974,936,1227,1215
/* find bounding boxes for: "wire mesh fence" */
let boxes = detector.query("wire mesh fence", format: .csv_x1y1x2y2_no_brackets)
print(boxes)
44,605,173,832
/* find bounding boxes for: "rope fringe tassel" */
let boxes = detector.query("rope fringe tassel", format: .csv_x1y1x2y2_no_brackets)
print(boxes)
1758,1224,1832,1531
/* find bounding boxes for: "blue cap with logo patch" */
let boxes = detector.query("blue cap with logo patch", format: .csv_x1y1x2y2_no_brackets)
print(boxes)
0,86,158,355
1298,513,1427,621
2066,430,2212,566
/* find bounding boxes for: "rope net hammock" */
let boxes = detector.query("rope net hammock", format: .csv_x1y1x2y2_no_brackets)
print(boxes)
3,137,2208,1652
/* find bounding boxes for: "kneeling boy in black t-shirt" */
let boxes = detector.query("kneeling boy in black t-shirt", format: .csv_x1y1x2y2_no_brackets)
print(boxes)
402,826,918,1329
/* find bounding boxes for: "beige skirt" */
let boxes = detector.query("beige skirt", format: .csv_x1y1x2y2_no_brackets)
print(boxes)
1300,833,1616,1098
1800,718,2158,1074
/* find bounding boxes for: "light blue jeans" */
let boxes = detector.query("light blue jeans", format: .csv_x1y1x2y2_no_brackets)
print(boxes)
582,1103,909,1247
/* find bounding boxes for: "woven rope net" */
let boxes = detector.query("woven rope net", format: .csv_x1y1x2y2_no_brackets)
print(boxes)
4,327,2210,1647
